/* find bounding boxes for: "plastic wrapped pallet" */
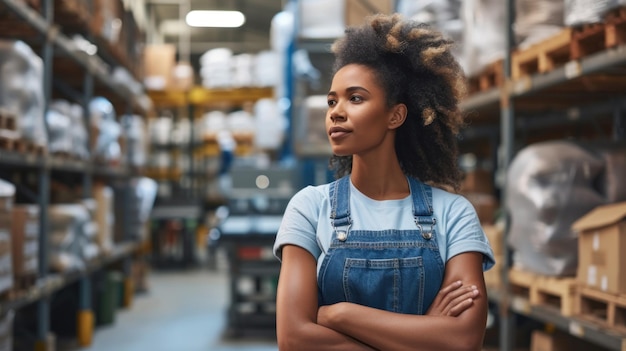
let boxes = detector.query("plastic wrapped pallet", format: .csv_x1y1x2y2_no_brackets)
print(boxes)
49,204,90,273
121,114,147,167
585,142,626,203
515,0,565,49
89,97,121,163
10,205,39,279
199,48,233,89
46,100,89,159
564,0,624,26
0,40,46,146
397,0,464,60
460,0,506,76
299,0,346,39
506,140,605,276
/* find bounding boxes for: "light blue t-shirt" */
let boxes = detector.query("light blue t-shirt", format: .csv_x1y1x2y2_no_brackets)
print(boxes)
273,180,495,273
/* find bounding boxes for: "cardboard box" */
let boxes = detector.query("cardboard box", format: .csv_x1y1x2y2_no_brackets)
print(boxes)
345,0,395,27
143,44,176,91
464,193,499,224
93,184,114,254
11,205,39,277
572,201,626,294
461,169,494,194
484,254,503,289
483,223,504,255
531,330,570,351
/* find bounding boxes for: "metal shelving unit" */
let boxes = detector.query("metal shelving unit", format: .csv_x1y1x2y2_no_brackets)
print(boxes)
468,1,626,350
0,0,148,349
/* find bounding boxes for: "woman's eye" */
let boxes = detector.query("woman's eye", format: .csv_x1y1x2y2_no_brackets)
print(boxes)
327,100,336,107
350,95,363,102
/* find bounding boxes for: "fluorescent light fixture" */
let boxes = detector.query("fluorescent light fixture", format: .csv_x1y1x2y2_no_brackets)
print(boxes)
186,10,246,28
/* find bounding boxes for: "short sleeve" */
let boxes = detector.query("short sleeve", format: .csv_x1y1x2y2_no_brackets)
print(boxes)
273,186,323,262
445,196,496,271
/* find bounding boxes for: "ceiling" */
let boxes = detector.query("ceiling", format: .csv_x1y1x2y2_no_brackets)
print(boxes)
145,0,286,57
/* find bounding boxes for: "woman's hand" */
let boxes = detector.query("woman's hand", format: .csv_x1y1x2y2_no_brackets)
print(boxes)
426,281,479,317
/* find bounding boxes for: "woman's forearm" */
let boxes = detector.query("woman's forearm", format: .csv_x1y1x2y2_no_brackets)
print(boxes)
318,302,484,351
278,320,377,351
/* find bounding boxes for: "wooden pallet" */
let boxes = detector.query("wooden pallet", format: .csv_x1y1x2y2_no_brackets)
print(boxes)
0,110,16,131
576,286,626,333
467,59,504,94
512,7,626,79
605,6,626,48
8,273,38,300
0,135,17,151
509,268,577,316
511,28,573,79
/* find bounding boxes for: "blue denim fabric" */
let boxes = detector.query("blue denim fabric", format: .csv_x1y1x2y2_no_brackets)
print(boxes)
317,176,444,315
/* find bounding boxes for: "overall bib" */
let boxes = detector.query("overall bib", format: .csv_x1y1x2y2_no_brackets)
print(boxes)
317,176,444,315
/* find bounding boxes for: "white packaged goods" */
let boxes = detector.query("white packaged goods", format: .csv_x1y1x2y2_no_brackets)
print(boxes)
89,97,122,162
148,116,172,145
270,9,294,98
398,0,464,59
515,0,565,49
254,51,281,88
299,0,346,39
46,100,89,159
254,98,286,150
506,140,605,276
201,111,228,136
200,48,233,89
564,0,621,26
228,110,256,134
0,40,46,146
49,204,94,273
461,0,506,76
122,114,147,167
232,54,255,88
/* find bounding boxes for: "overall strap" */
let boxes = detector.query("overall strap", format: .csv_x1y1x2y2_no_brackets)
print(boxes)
407,177,436,239
329,175,351,230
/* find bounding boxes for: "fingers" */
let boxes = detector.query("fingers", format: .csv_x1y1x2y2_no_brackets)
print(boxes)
444,286,480,316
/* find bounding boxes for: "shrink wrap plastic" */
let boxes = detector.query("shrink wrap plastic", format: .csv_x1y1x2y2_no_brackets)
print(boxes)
49,204,95,273
506,141,605,276
46,100,89,159
564,0,626,26
89,97,121,162
121,114,147,167
515,0,565,49
398,0,464,60
0,40,46,146
461,0,506,76
508,140,626,276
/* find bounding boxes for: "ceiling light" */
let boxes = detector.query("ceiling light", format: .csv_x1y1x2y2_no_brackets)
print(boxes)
185,10,246,28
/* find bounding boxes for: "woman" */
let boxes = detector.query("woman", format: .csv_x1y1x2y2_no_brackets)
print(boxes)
273,14,495,351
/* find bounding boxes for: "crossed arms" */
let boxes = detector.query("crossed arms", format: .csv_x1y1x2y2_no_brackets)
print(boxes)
276,245,488,351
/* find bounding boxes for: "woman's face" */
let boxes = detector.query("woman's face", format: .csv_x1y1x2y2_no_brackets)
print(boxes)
326,64,396,157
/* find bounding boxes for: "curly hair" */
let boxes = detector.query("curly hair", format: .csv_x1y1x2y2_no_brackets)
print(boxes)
328,14,467,192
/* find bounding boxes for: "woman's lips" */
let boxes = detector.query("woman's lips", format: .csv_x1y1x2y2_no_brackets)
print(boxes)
329,127,350,139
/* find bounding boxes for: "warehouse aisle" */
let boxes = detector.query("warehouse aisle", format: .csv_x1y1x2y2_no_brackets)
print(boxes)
59,256,278,351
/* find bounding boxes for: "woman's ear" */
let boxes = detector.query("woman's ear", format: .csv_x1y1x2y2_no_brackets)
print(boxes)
388,103,407,130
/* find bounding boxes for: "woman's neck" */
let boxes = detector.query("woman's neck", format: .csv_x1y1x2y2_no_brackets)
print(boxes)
350,155,408,200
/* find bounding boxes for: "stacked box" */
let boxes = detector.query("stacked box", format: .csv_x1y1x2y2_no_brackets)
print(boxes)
572,201,626,294
345,0,395,26
483,224,504,288
10,205,39,279
93,184,114,255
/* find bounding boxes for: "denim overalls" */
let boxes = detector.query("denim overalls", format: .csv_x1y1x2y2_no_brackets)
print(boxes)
317,176,444,315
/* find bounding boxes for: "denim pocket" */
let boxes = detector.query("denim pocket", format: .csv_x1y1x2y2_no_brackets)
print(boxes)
343,256,424,314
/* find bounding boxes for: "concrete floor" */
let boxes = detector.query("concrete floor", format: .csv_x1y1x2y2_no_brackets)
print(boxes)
59,258,278,351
